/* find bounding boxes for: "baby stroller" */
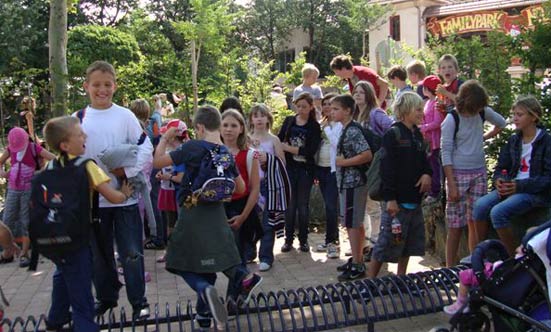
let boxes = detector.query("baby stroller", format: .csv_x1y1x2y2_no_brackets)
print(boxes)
442,220,551,332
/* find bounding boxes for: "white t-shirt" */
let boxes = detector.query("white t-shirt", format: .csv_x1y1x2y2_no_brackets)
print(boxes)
516,128,541,180
77,103,154,207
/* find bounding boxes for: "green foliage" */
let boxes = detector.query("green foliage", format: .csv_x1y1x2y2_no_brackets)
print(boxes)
68,25,141,77
277,51,308,88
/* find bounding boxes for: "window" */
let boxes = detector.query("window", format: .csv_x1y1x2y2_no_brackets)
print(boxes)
276,49,296,73
390,15,401,41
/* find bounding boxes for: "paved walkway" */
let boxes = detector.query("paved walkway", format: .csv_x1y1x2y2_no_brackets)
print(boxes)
1,231,452,331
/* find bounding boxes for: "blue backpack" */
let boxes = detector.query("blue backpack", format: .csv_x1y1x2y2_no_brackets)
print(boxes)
179,141,236,207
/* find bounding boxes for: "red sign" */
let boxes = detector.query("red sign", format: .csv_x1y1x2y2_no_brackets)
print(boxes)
427,5,546,37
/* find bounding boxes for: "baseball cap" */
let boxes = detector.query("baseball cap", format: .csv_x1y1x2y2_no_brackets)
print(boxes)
161,119,188,138
8,127,29,152
421,75,441,92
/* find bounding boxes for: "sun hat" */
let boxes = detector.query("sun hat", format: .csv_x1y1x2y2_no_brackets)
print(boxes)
421,75,442,92
7,127,29,152
160,119,189,138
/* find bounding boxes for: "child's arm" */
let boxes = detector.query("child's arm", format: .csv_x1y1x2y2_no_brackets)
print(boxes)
440,114,459,201
420,106,445,134
153,129,176,169
272,135,286,164
96,180,133,204
233,175,246,195
229,157,260,230
336,150,372,167
483,126,502,140
0,150,9,178
171,172,184,183
483,107,506,140
436,85,457,103
39,148,56,161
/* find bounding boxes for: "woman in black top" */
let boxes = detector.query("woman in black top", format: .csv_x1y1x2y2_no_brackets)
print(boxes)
277,92,322,252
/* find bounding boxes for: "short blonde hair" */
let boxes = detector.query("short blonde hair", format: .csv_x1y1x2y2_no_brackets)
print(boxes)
438,54,459,71
302,63,320,78
392,91,424,121
43,116,80,154
130,99,151,123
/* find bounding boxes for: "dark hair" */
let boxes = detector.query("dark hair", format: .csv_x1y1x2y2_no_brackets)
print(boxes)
321,92,337,105
293,92,317,121
456,80,488,115
330,55,353,70
220,96,244,115
387,65,408,81
331,94,355,114
193,105,222,131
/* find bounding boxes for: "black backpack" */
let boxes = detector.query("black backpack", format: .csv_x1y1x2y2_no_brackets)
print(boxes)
29,157,97,260
449,107,486,141
178,141,236,207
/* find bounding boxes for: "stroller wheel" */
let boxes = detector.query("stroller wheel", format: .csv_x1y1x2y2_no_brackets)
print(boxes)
457,311,491,332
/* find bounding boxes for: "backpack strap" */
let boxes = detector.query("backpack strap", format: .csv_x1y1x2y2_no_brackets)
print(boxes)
30,142,40,170
137,131,147,145
76,108,86,123
450,108,485,142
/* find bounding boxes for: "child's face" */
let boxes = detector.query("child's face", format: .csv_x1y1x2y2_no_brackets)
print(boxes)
353,87,367,106
402,106,424,127
321,98,333,119
251,112,268,130
84,70,117,109
295,99,313,119
332,68,353,80
408,72,420,84
330,101,349,123
422,86,433,98
303,72,318,85
438,60,458,83
61,124,87,156
512,106,537,131
221,115,243,143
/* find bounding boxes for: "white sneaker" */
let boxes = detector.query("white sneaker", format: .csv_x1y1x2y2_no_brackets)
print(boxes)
258,262,272,272
327,243,340,259
316,243,327,252
204,286,227,329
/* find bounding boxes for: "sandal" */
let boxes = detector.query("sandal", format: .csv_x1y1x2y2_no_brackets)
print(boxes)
0,255,14,264
144,241,165,250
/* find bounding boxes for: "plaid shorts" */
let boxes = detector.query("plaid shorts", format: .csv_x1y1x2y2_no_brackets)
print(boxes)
445,168,487,228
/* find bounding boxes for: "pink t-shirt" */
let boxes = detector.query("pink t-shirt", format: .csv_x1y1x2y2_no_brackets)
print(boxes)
420,99,445,151
8,143,43,191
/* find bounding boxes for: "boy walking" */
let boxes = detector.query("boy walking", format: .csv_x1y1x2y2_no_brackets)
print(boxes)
368,92,432,278
79,61,153,320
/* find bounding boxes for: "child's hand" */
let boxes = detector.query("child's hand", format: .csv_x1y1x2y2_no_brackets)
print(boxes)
436,84,447,96
163,127,177,141
496,179,516,197
120,180,134,199
336,155,345,167
110,168,126,178
228,215,244,230
447,182,460,202
5,241,20,258
416,174,432,193
155,171,162,180
386,200,399,217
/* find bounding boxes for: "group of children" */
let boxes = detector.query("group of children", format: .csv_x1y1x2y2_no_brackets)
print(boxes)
0,49,549,330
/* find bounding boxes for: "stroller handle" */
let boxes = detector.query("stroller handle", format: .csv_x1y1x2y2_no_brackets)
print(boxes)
471,239,509,284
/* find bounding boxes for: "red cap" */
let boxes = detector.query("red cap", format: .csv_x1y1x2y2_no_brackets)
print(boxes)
161,119,189,138
421,75,441,92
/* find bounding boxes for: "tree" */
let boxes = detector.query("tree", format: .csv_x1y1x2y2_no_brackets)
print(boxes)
76,0,139,26
172,0,234,112
342,0,391,60
49,0,68,116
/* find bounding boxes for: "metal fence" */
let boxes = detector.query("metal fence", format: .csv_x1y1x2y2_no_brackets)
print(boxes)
1,266,465,332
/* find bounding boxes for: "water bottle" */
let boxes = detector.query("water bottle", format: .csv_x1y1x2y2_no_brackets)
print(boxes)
498,169,510,200
391,217,402,244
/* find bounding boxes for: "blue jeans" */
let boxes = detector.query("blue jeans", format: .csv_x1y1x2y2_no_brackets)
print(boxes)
285,166,314,245
149,168,164,245
91,205,147,308
48,247,98,332
315,167,339,244
473,190,544,229
173,265,248,313
258,180,274,265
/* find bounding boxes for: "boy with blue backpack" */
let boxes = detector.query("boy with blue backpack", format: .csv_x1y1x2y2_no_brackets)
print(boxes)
153,105,263,329
30,116,133,332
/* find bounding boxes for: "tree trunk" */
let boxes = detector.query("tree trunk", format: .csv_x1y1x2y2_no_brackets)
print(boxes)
362,30,368,61
49,0,68,117
190,40,199,114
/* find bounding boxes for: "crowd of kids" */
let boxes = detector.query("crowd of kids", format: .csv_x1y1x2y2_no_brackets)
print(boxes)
0,51,549,329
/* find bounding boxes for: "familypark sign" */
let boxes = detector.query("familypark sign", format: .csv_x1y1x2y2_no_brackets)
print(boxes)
427,4,546,37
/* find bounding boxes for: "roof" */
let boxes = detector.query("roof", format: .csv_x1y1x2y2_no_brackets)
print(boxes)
425,0,544,17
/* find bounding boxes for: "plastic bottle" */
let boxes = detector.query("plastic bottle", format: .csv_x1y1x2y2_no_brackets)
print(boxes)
499,169,510,182
391,217,402,244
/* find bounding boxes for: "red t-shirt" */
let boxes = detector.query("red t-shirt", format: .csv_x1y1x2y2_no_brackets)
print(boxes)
349,66,387,109
232,149,250,200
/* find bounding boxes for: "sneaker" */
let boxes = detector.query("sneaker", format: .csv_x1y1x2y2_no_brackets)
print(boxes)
316,243,327,252
299,243,310,252
337,263,366,281
258,262,272,272
95,301,117,316
443,300,469,315
204,286,227,329
240,273,263,305
132,303,150,321
19,256,30,268
327,243,340,259
194,313,212,329
336,257,353,272
280,243,293,253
